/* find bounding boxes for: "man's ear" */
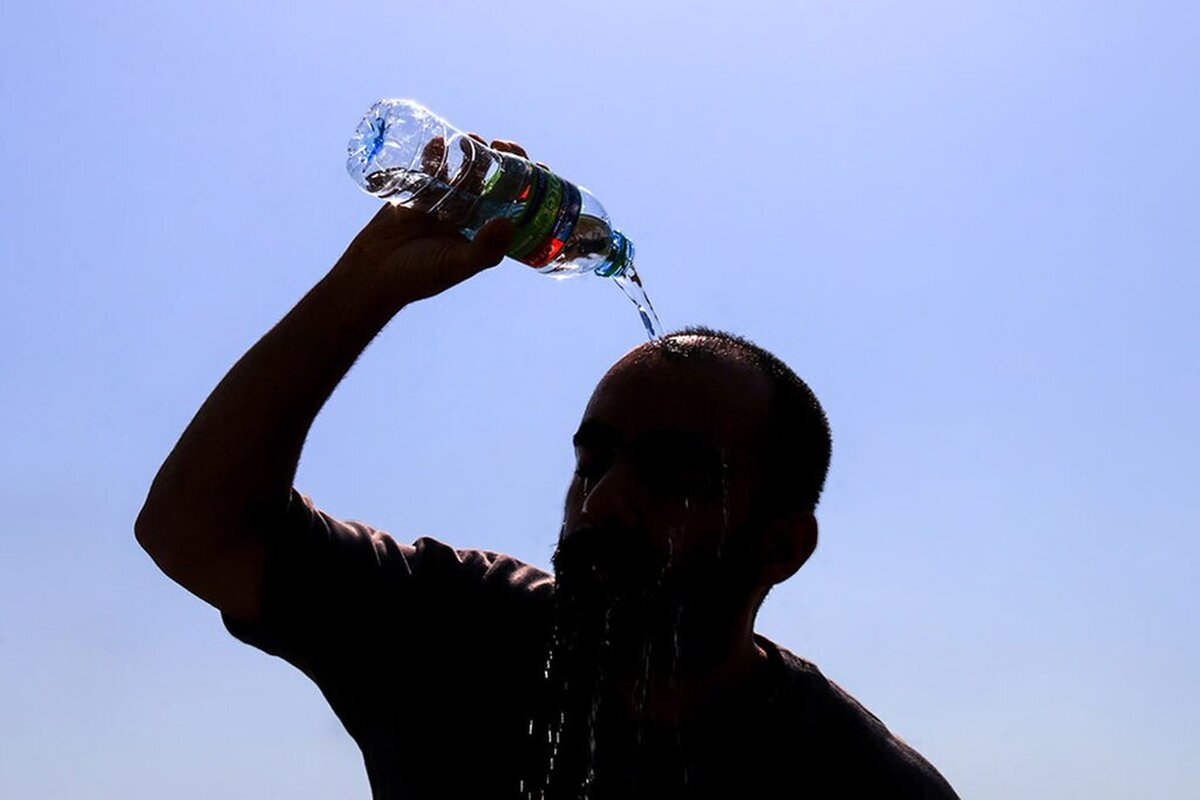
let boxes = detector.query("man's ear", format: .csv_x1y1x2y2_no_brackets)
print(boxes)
760,510,818,586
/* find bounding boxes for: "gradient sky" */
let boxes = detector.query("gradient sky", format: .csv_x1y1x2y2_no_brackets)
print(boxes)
2,1,1197,798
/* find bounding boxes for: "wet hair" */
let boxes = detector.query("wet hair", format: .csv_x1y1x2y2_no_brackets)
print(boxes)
642,326,832,515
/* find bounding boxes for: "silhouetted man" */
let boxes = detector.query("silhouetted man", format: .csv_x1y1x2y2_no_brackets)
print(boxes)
137,138,959,798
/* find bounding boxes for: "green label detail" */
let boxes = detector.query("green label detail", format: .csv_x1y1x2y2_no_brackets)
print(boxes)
507,167,564,262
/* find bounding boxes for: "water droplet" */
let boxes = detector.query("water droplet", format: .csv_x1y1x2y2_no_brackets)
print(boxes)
676,724,691,786
663,603,682,695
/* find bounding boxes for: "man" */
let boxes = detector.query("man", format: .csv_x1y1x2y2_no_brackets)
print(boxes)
136,138,958,798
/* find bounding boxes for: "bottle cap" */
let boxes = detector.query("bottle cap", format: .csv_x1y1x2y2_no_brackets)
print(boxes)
595,230,634,278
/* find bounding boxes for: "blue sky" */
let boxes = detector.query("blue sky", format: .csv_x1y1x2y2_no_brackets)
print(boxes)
2,1,1197,797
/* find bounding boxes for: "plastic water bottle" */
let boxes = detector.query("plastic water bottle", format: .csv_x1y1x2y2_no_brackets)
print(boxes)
346,99,661,339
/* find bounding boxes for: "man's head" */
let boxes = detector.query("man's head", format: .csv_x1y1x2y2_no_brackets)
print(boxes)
551,327,832,650
640,327,832,518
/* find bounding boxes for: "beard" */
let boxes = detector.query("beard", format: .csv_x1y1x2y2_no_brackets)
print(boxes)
529,519,766,798
550,524,670,672
551,522,663,597
548,520,761,683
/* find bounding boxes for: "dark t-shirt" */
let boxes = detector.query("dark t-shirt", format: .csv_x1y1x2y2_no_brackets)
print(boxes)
222,489,959,799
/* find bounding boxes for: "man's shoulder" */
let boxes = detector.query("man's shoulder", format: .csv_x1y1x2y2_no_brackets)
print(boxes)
759,636,960,799
412,535,553,581
403,535,556,606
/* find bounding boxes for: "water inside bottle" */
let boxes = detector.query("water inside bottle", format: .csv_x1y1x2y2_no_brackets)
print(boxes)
361,143,664,341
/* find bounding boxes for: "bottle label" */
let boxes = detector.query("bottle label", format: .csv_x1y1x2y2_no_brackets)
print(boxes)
506,166,583,267
526,180,582,267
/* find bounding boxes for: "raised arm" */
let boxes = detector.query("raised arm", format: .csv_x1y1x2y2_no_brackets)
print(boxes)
135,143,522,624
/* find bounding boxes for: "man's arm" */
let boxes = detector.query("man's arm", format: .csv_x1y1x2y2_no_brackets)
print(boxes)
135,162,519,625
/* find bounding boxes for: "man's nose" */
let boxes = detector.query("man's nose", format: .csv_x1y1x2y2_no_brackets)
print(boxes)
579,461,641,532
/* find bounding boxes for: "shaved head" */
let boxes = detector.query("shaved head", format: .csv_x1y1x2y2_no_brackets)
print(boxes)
629,326,832,514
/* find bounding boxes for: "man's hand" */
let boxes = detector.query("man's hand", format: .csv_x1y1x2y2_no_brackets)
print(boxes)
135,138,540,623
337,136,539,309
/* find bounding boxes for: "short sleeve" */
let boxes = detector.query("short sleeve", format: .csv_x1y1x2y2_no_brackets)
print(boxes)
219,488,422,678
220,487,555,692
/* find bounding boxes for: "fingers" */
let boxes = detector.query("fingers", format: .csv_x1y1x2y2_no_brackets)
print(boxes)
410,136,450,213
427,133,493,222
473,216,517,266
453,134,491,198
419,136,448,180
471,136,551,172
490,139,528,159
425,134,548,175
441,216,516,278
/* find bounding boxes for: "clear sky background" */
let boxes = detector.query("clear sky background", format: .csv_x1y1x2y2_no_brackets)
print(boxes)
2,1,1197,797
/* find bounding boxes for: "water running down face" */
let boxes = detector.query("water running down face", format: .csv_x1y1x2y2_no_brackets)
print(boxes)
550,345,780,670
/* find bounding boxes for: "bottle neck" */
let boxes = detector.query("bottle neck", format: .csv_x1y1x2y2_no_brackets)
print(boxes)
595,230,634,278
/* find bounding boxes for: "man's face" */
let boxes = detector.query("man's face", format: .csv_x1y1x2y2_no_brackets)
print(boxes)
551,345,774,654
